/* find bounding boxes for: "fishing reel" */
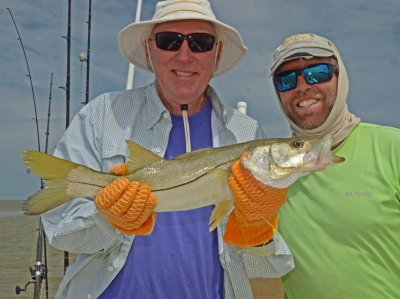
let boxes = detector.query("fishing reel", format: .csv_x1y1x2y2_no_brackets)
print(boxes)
15,263,47,295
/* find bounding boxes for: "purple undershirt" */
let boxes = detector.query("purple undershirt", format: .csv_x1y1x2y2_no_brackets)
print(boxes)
99,96,223,299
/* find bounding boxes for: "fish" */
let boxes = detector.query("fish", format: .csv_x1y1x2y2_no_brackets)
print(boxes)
22,134,344,230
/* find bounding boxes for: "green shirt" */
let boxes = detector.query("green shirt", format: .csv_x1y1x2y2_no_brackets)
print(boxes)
279,123,400,299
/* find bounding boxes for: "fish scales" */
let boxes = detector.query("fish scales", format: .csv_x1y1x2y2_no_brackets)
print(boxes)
127,138,282,190
22,135,344,218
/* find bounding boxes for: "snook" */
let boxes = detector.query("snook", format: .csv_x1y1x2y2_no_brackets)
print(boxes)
22,134,344,226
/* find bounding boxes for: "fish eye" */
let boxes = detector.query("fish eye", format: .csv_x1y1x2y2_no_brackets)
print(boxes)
293,140,304,149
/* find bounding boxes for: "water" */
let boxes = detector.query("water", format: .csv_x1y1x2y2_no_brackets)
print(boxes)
0,200,76,299
0,200,283,299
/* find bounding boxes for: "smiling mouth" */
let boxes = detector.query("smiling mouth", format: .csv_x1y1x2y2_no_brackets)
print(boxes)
173,70,195,76
298,99,317,107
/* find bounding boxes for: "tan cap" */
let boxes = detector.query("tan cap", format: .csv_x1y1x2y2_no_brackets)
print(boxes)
270,33,336,75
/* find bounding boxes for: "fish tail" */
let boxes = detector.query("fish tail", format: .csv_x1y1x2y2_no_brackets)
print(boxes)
23,181,75,215
22,150,112,215
209,200,234,231
22,150,82,180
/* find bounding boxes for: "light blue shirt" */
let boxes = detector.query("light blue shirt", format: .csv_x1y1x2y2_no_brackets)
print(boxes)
41,83,294,299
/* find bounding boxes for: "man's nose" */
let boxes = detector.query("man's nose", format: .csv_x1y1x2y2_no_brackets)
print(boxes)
175,40,193,62
295,74,311,91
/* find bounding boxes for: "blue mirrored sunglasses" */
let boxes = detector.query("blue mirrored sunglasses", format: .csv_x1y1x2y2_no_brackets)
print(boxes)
273,63,338,92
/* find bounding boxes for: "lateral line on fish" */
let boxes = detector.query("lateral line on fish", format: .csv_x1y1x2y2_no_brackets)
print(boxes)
151,172,209,192
151,157,238,192
65,180,105,188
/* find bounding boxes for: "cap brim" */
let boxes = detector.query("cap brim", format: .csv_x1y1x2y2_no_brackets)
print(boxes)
270,48,334,76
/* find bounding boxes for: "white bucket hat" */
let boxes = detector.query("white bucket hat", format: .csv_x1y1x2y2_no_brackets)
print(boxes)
118,0,247,78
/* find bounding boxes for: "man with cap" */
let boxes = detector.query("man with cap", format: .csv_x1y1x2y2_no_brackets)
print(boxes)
41,1,294,298
270,33,400,298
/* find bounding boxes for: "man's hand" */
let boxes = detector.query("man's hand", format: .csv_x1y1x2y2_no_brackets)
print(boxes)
95,177,157,235
223,153,289,247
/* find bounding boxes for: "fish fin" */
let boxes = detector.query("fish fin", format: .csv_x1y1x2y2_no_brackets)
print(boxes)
172,147,214,160
125,140,164,173
22,150,81,179
209,200,234,231
206,168,234,231
23,180,75,215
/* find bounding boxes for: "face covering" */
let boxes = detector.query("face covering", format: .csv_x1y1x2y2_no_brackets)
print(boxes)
273,40,360,147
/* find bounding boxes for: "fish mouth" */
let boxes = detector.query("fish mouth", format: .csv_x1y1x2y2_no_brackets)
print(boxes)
303,134,345,172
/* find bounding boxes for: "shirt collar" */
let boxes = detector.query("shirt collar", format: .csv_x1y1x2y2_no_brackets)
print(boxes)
143,83,230,129
144,82,170,130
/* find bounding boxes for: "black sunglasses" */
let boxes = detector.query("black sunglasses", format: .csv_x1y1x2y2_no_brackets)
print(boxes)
273,63,338,92
150,32,216,52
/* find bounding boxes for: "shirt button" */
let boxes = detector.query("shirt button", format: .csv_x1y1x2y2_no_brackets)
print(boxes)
108,266,114,272
115,229,121,234
163,112,168,119
87,294,92,299
155,147,161,153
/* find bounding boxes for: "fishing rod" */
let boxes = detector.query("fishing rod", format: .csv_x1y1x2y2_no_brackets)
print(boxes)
45,74,54,154
16,74,54,299
59,0,72,273
37,72,54,299
7,8,41,152
81,0,92,105
59,0,72,128
7,8,49,299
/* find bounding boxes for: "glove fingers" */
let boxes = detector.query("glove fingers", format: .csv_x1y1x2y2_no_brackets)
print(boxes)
230,175,266,224
231,159,266,201
108,181,140,216
133,194,157,226
230,160,289,222
111,212,157,235
95,177,130,209
119,192,157,230
122,183,151,221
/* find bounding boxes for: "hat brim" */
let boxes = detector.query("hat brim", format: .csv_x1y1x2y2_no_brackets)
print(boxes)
118,12,247,78
270,48,334,76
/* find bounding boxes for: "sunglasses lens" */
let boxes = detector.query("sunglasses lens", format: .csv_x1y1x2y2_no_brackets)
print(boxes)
155,33,182,51
188,34,215,52
274,71,297,92
302,64,331,84
154,33,215,52
274,64,335,92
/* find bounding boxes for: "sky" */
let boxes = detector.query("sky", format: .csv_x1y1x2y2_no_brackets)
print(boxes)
0,0,399,200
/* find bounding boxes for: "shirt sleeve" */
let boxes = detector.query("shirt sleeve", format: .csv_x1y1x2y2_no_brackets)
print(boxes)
242,233,295,278
41,105,123,254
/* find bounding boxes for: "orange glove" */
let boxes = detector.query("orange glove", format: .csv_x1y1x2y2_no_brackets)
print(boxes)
94,175,157,235
223,153,289,247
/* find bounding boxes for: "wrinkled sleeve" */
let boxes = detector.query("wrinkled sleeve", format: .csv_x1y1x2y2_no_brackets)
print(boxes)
242,233,294,277
41,104,122,254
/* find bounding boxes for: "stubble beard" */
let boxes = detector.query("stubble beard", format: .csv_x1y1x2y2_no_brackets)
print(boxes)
284,89,337,130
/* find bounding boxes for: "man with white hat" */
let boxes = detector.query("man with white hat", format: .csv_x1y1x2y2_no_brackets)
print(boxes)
270,33,400,298
41,1,294,298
